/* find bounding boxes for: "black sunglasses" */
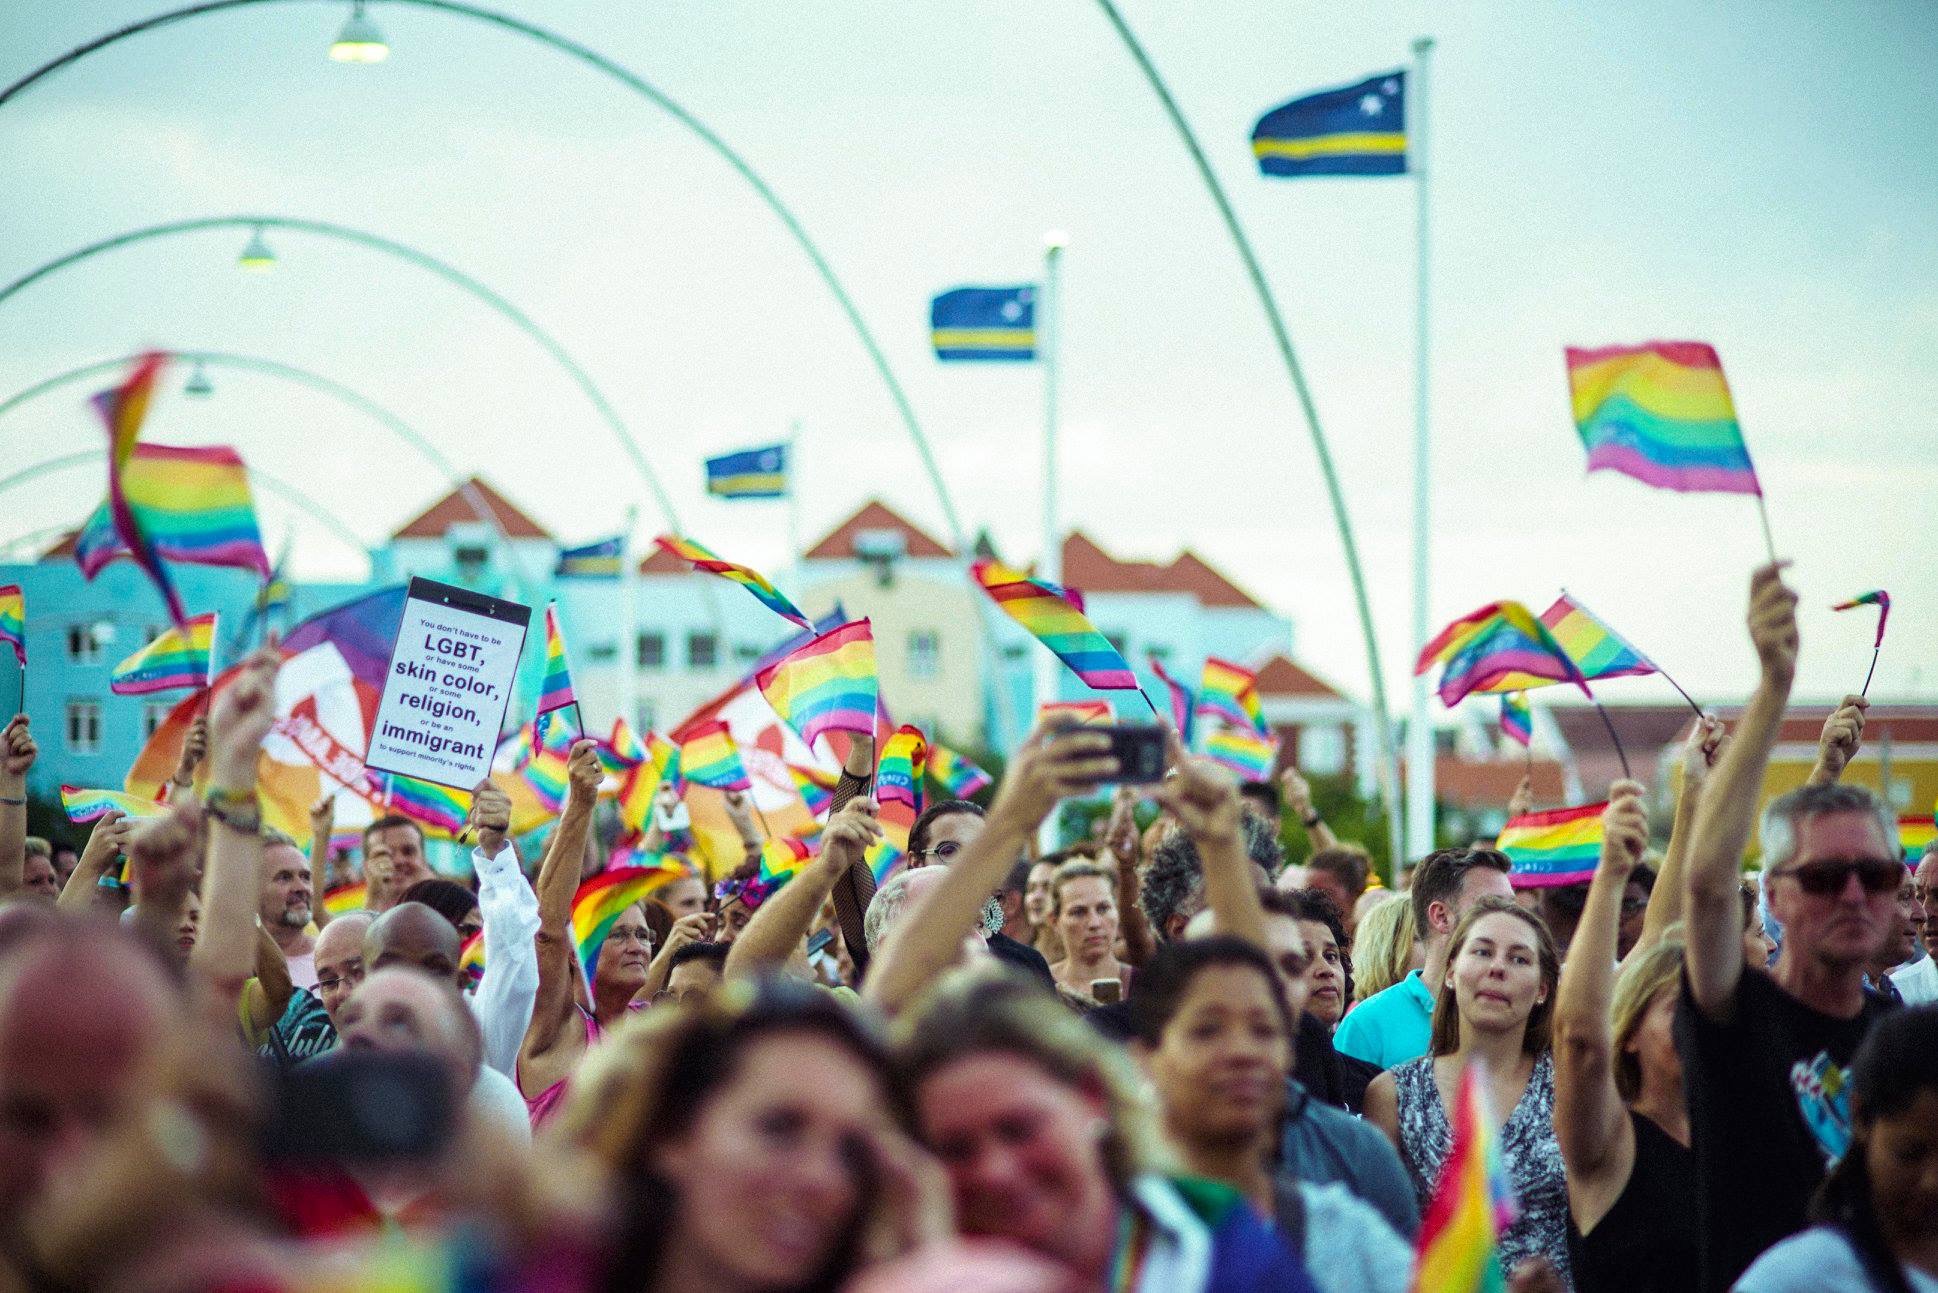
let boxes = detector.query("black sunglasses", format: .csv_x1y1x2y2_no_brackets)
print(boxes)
1770,857,1904,897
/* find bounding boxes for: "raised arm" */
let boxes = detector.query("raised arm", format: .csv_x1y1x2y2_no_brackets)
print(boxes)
1103,788,1154,967
469,777,540,1077
1684,563,1797,1019
190,649,280,1001
828,731,881,977
1156,756,1268,951
1554,781,1648,1191
58,810,133,912
723,789,766,869
306,795,336,928
1806,695,1867,787
1281,766,1339,852
524,741,602,1056
0,715,35,899
865,724,1114,1015
726,798,880,980
169,716,207,801
1635,715,1725,958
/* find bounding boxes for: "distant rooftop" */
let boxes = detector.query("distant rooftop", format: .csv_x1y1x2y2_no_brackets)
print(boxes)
391,477,550,541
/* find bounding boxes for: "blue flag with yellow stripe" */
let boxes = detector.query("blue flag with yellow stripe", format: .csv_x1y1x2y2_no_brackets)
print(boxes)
930,286,1036,362
1252,71,1406,177
705,444,788,499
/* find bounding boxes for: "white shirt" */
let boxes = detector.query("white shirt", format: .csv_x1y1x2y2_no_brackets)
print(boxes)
1735,1223,1938,1292
466,843,539,1078
1890,954,1938,1006
470,1064,532,1146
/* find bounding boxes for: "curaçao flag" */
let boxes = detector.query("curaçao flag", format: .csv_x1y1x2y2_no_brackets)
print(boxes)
705,444,788,499
1253,71,1407,177
554,536,623,578
930,286,1036,361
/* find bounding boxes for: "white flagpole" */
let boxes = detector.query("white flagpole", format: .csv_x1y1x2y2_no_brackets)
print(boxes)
1038,234,1067,853
618,506,638,732
1404,37,1438,868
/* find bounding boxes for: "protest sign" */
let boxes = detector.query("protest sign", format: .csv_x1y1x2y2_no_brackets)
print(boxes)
365,578,529,789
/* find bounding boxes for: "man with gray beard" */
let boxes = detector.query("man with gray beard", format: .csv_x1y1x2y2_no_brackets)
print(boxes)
258,829,317,989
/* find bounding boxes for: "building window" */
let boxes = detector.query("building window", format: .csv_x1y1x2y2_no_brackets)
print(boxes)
687,632,718,669
586,641,618,664
66,700,101,753
908,630,940,680
637,632,666,671
143,703,171,737
1300,723,1347,776
735,643,762,664
1001,643,1028,661
66,623,105,664
453,544,489,582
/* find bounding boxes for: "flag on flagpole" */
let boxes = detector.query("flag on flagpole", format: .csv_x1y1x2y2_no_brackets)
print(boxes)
971,560,1137,690
109,614,217,695
678,720,753,793
1148,655,1194,742
704,444,789,499
1416,602,1593,707
0,585,25,666
554,536,624,578
1198,657,1265,733
1252,71,1407,177
755,620,878,749
1566,342,1761,496
930,286,1037,361
1499,693,1533,748
653,534,811,629
537,603,577,717
927,744,992,798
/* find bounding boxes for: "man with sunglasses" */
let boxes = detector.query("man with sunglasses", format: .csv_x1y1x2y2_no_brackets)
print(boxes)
1674,562,1901,1293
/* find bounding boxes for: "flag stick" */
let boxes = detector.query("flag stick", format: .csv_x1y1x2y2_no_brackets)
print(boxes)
1860,648,1880,699
1754,494,1779,567
1591,698,1632,781
1135,688,1164,723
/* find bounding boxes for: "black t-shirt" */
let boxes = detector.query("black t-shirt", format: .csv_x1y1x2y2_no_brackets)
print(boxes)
1673,966,1894,1293
984,932,1056,990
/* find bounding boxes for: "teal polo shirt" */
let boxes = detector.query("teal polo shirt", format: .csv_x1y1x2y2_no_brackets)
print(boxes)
1332,969,1434,1070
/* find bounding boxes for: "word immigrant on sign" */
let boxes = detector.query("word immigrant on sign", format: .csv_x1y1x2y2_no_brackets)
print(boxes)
364,577,530,789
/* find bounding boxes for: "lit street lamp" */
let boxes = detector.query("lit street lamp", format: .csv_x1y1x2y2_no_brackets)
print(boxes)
329,1,389,62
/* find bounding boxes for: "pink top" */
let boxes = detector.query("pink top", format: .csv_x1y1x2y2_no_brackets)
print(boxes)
520,1008,601,1128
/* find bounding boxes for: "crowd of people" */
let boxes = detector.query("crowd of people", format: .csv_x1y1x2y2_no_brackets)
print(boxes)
0,560,1932,1293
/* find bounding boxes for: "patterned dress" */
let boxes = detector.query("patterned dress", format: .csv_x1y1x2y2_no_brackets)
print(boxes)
1390,1052,1572,1289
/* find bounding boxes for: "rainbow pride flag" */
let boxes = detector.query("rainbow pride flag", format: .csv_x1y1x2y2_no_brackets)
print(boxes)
1148,654,1194,742
536,603,577,720
788,762,839,817
679,720,752,792
60,785,167,824
1038,700,1113,726
866,726,929,882
322,882,367,916
109,613,216,695
572,865,674,978
1566,341,1760,497
654,534,810,629
519,713,578,813
1832,590,1892,648
1199,657,1265,733
1203,729,1279,781
1497,801,1606,888
1417,601,1593,707
755,620,878,749
1409,1062,1519,1293
85,353,185,623
759,835,815,888
1899,814,1935,862
617,731,679,837
971,559,1138,690
458,931,485,988
383,774,470,838
0,585,23,667
928,743,992,798
1499,693,1532,748
598,716,648,778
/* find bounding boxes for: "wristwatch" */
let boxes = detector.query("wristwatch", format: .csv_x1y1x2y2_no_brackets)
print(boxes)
203,785,262,835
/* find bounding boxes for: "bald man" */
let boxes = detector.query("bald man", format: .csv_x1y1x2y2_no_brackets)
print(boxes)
313,912,373,1025
365,901,530,1078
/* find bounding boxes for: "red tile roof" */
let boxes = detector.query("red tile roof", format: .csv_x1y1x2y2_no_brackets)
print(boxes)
391,477,550,541
803,500,953,560
40,530,79,560
1059,530,1261,609
637,546,689,575
1253,654,1348,701
1421,757,1570,811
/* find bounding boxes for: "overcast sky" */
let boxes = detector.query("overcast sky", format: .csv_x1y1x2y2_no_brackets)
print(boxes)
2,1,1933,717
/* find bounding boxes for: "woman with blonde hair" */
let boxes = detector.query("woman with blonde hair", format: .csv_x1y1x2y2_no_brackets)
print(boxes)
1365,896,1570,1287
897,966,1318,1291
1553,783,1695,1293
1348,891,1417,1004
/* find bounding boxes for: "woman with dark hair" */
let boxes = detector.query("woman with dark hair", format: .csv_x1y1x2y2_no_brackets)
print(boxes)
397,877,483,943
1365,895,1571,1288
551,976,923,1293
1735,1005,1938,1293
1131,937,1411,1293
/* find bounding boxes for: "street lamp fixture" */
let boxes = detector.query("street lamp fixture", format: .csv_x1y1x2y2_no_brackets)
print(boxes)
238,225,276,271
329,1,389,63
183,360,214,397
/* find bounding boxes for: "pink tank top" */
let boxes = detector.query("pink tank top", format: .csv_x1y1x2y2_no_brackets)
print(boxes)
520,1008,601,1128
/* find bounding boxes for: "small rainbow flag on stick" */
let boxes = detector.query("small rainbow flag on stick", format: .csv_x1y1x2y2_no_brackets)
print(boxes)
1496,801,1606,888
383,774,471,837
536,603,578,727
1408,1062,1519,1293
1203,729,1279,781
109,613,216,695
654,534,810,629
1416,602,1593,708
867,725,928,882
971,559,1138,691
1148,654,1194,742
759,835,815,888
322,882,367,917
756,620,878,750
928,744,992,798
678,720,752,793
1499,693,1532,749
1832,590,1892,697
60,785,168,824
1199,657,1265,733
787,763,839,817
617,732,679,837
0,585,24,667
